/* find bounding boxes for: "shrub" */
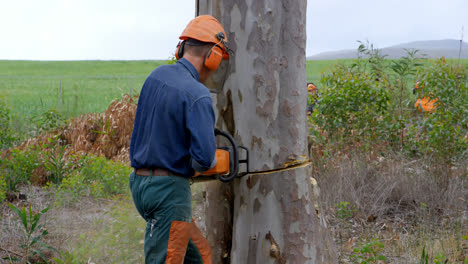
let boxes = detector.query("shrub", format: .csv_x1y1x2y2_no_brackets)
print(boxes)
55,155,132,205
412,58,468,161
312,63,389,149
43,142,69,185
309,43,467,162
0,147,41,193
30,108,68,136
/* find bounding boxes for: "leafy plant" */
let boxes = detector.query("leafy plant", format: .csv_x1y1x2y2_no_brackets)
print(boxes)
433,252,448,264
350,238,386,264
0,147,41,193
43,138,69,185
167,55,177,65
389,49,423,149
354,40,390,82
44,146,68,185
419,245,429,264
5,203,58,263
313,62,389,150
335,201,356,221
31,108,68,135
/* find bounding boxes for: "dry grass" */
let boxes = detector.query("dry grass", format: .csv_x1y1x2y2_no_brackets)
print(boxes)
18,94,137,166
0,184,121,261
313,151,467,263
2,154,465,263
0,184,146,263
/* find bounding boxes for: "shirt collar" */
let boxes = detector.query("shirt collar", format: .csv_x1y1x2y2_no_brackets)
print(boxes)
178,58,200,82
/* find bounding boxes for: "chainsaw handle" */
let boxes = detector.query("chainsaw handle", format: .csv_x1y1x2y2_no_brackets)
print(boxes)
214,128,239,182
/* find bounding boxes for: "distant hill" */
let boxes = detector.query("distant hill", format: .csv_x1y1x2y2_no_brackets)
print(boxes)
308,39,468,60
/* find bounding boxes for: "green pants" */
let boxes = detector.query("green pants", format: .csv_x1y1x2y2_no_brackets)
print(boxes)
129,172,206,264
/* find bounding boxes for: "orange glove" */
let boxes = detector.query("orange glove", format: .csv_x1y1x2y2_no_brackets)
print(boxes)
199,149,230,176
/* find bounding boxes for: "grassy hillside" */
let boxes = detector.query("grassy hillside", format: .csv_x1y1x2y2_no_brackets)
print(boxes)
307,59,468,85
308,40,468,60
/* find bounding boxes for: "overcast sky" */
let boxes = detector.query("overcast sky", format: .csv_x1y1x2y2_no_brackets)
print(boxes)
0,0,466,60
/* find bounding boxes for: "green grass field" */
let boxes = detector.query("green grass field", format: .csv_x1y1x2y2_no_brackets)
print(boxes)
1,59,467,135
306,59,354,84
0,61,167,134
306,58,468,84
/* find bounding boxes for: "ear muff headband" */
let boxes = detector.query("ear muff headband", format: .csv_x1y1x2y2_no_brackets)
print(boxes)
176,35,228,70
203,34,227,71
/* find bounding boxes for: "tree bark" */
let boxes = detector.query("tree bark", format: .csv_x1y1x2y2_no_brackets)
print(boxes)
198,0,337,263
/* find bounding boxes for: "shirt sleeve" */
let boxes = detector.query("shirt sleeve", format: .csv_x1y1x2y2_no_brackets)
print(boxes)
186,96,217,172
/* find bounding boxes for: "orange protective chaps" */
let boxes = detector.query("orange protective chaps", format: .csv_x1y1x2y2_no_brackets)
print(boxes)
166,220,212,264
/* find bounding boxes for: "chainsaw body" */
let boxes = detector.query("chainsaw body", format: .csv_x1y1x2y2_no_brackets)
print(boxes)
193,129,249,182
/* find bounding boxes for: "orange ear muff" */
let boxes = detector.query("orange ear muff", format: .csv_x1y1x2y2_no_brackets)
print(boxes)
175,41,185,60
204,45,223,71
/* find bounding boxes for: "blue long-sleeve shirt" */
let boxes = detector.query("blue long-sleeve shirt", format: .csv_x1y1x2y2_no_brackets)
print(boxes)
130,58,217,177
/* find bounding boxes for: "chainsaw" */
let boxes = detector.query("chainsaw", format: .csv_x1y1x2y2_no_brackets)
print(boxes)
193,128,249,182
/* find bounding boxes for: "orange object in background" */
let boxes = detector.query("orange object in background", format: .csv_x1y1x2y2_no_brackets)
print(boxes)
200,149,230,176
415,96,438,112
307,83,317,93
414,81,439,113
179,15,229,60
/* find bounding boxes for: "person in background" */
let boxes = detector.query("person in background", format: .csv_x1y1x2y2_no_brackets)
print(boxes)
307,82,319,117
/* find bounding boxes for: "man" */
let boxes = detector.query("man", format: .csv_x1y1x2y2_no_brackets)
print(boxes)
129,15,230,263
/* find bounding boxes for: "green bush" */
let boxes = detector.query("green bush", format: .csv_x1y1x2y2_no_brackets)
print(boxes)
309,42,467,162
55,155,131,205
30,108,68,136
0,96,16,149
312,63,390,149
413,58,468,161
0,147,41,193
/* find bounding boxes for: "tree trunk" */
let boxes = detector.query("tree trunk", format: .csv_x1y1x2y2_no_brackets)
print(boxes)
198,0,337,263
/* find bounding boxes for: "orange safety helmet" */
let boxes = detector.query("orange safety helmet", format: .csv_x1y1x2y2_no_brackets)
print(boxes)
175,15,229,71
307,82,317,93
